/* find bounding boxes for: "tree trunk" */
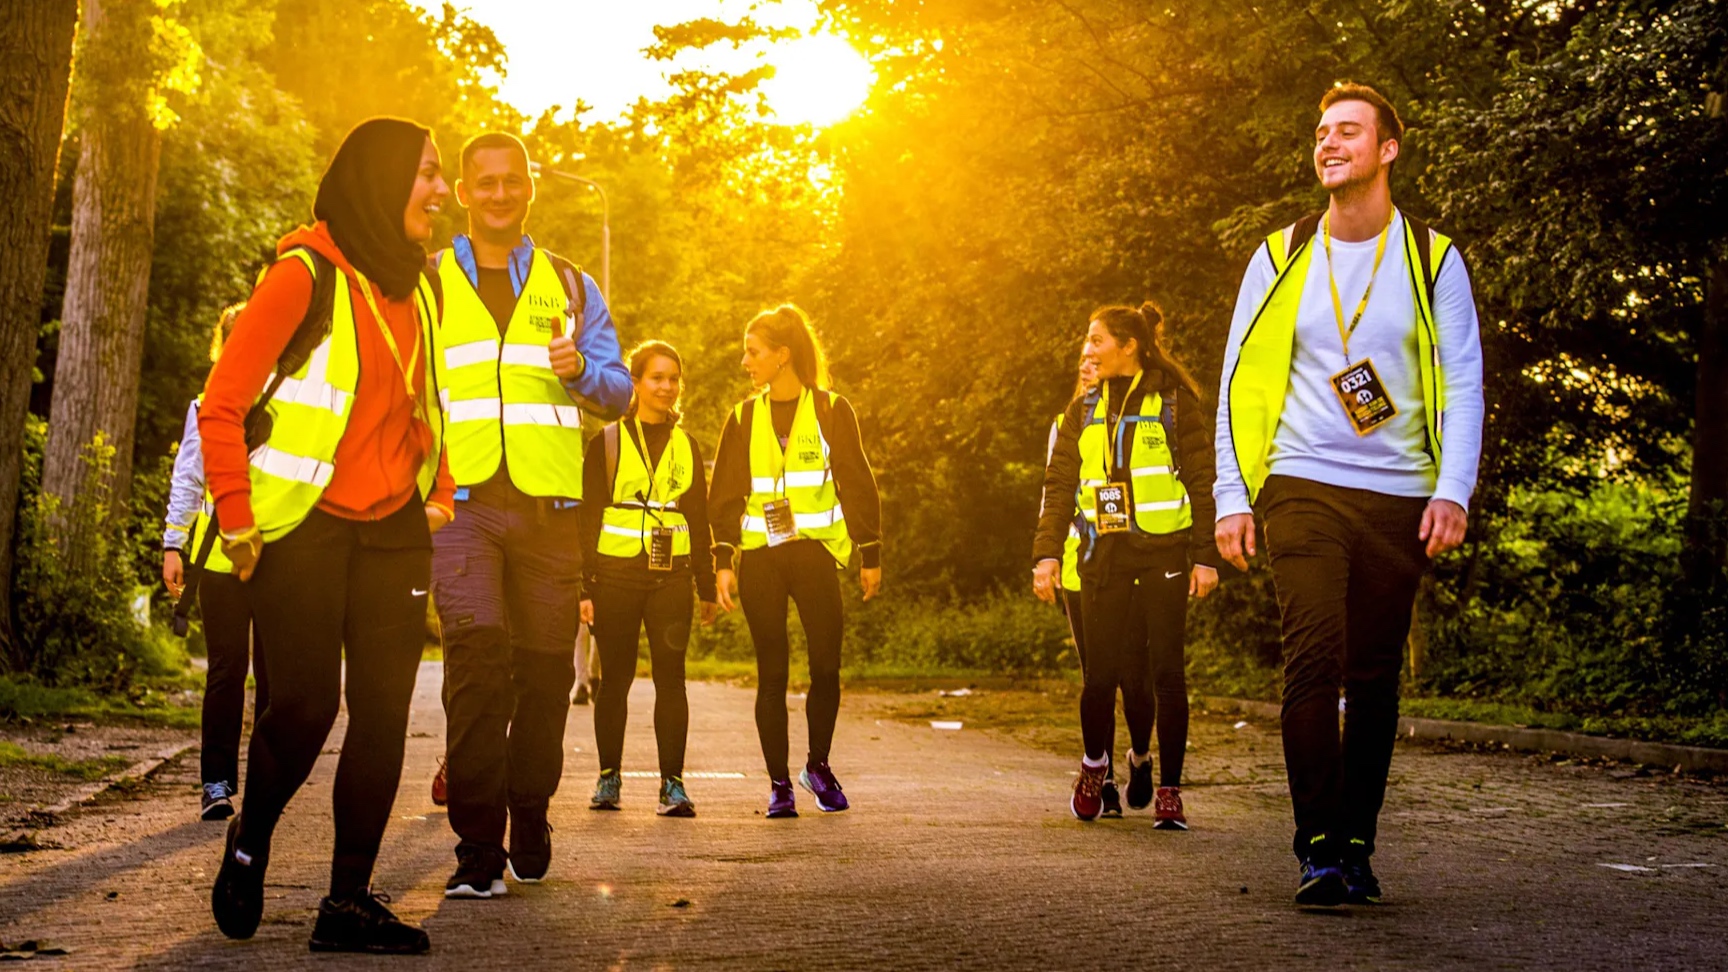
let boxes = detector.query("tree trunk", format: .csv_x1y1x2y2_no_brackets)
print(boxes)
1684,243,1728,592
0,0,80,669
42,0,160,572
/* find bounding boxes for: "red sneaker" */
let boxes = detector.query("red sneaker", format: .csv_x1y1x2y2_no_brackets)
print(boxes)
1153,786,1187,830
1071,761,1108,821
431,756,449,807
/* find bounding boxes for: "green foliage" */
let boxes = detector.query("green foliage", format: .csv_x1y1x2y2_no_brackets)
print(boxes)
9,420,188,691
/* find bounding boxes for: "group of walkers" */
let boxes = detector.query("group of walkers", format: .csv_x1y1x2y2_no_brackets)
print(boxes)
162,120,880,954
159,79,1482,954
1031,83,1482,908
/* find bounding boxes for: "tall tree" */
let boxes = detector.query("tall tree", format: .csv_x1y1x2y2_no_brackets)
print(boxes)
0,0,80,665
42,0,197,564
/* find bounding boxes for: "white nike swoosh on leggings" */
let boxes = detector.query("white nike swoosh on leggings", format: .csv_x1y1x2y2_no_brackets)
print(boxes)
1164,571,1183,580
411,588,428,596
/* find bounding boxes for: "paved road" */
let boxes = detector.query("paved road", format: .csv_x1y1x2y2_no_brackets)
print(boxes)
0,662,1723,970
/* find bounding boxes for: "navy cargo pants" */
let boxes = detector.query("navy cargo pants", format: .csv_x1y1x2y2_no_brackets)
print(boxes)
433,474,582,855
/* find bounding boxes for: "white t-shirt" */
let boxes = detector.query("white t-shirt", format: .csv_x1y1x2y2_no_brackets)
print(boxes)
1213,210,1485,517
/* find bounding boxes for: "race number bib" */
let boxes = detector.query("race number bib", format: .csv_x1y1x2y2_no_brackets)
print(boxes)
648,527,675,571
1330,359,1398,436
1094,484,1131,535
763,498,798,547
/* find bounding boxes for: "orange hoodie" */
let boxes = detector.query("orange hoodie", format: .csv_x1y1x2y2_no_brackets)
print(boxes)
200,223,455,534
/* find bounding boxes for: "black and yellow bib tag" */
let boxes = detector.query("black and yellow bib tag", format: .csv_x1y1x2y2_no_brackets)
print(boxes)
1094,484,1131,534
648,527,675,571
1330,358,1397,436
763,498,798,547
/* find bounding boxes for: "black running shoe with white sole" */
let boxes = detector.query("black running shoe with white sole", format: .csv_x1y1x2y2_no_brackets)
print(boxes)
445,846,507,899
308,889,430,954
211,815,267,939
1125,756,1153,811
507,804,552,883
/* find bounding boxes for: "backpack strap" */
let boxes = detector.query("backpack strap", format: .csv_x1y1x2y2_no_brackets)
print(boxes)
1268,213,1324,274
243,247,337,451
603,422,620,495
1403,212,1439,309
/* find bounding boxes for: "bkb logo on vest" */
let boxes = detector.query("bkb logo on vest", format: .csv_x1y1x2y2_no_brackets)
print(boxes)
528,294,564,336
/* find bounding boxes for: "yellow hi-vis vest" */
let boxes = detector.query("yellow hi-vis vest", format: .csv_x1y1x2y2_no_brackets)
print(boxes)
598,421,696,560
1226,210,1454,504
244,250,442,542
192,488,232,574
1049,413,1082,593
1076,380,1192,537
739,389,851,567
434,248,585,497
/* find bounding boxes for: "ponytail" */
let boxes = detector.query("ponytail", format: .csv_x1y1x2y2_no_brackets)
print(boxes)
209,303,246,363
745,304,828,390
1090,300,1203,402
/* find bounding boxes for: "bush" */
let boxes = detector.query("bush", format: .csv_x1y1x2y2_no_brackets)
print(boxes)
8,419,188,692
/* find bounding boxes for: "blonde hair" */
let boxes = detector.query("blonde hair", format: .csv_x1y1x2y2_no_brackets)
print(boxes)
209,303,246,363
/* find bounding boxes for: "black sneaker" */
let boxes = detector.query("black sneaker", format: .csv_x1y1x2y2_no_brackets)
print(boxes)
1296,858,1347,906
211,815,266,939
1125,754,1153,810
507,804,552,883
1100,778,1123,818
201,781,235,821
1343,841,1383,904
308,889,430,955
445,845,506,899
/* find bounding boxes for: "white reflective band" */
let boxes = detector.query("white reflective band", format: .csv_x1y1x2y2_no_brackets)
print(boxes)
447,397,503,423
251,445,334,488
602,522,687,537
743,509,844,533
500,343,552,370
1068,524,1080,539
751,470,827,492
1136,497,1190,512
1079,478,1107,489
439,388,450,412
273,375,349,415
443,340,498,370
1081,508,1098,521
502,403,582,428
617,499,680,511
201,500,216,516
1129,466,1173,478
783,470,828,488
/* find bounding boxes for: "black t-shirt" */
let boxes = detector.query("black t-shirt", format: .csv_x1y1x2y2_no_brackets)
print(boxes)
474,265,517,337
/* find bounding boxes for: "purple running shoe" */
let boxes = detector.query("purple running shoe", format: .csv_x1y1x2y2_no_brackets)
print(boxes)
767,779,798,819
799,761,850,813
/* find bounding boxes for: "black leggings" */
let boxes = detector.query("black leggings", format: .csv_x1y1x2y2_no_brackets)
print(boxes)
1079,547,1188,786
235,502,429,897
590,572,693,779
199,570,267,787
739,541,844,781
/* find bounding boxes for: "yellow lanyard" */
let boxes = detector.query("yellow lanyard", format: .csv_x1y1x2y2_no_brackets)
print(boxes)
352,269,421,402
1322,209,1393,365
632,414,668,509
1101,370,1142,481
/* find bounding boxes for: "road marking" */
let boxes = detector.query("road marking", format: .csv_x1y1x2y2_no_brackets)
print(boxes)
1599,863,1656,872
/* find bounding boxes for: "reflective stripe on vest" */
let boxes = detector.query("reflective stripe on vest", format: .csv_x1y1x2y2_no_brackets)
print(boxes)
434,248,584,497
738,389,852,566
597,422,696,560
1226,211,1452,504
246,253,443,542
1075,383,1191,536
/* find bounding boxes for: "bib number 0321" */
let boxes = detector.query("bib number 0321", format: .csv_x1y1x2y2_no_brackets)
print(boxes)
1329,358,1397,436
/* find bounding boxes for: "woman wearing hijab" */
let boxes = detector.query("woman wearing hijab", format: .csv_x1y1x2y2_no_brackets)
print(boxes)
201,117,453,955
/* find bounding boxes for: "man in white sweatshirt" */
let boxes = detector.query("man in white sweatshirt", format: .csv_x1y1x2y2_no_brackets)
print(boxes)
1213,83,1485,907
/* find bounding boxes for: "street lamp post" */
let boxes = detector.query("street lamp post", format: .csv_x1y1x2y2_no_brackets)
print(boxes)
529,162,610,304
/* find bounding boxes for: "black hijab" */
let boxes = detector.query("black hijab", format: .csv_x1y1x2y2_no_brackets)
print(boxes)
313,117,433,299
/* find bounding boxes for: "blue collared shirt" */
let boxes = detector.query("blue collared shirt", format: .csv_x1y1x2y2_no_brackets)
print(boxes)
449,233,631,422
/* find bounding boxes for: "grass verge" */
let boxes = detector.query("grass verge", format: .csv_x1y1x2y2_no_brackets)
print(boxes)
0,741,134,781
0,676,200,730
